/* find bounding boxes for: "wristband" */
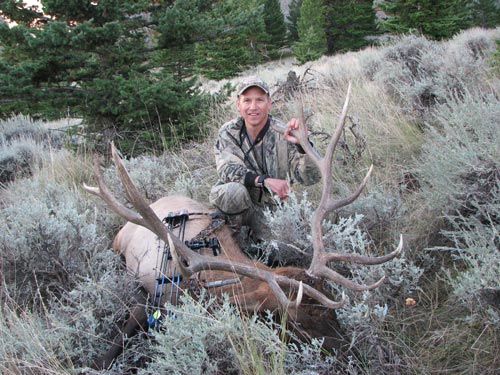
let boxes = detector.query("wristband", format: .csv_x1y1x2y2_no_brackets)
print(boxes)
256,175,269,187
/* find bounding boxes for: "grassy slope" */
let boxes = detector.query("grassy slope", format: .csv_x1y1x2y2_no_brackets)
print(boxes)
1,27,499,374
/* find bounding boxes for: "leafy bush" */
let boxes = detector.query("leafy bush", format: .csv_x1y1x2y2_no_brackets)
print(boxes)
137,293,343,375
435,195,500,325
48,271,142,369
0,175,115,307
0,115,71,183
361,29,499,123
416,85,500,216
492,38,500,72
0,297,73,375
419,83,499,321
0,116,147,371
0,138,43,183
0,259,139,373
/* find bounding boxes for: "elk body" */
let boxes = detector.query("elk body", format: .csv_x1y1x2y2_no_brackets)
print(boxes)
113,195,346,337
84,84,402,369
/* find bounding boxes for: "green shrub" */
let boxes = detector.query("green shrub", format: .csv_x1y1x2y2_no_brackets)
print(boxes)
1,114,65,146
492,38,500,72
0,114,71,183
416,85,500,216
361,29,499,124
0,260,139,372
0,176,115,307
0,297,74,375
436,196,500,325
137,293,343,375
48,271,142,369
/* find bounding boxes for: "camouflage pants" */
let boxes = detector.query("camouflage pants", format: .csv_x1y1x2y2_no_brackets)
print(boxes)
209,182,272,240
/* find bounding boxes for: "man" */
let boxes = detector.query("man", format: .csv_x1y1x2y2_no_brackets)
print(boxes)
209,76,320,240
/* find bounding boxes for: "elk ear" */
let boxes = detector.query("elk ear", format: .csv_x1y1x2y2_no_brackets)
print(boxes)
167,233,193,278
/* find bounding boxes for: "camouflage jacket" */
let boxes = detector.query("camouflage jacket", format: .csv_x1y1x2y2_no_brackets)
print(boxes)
213,115,320,193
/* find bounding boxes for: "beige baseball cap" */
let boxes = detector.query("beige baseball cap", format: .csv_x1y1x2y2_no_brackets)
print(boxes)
236,76,270,96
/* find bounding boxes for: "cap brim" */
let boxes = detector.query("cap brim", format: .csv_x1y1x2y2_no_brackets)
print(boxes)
237,84,269,96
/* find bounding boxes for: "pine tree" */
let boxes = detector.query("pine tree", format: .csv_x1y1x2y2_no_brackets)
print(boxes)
292,0,327,63
0,0,211,154
324,0,379,53
377,0,472,40
287,0,302,43
468,0,500,28
193,0,268,79
263,0,288,57
154,0,215,79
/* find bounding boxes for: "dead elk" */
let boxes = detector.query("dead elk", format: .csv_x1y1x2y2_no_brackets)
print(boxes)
84,83,403,369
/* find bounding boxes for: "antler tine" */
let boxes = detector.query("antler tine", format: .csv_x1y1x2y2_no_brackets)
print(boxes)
311,235,404,291
84,143,188,251
326,164,373,213
109,144,162,233
83,153,147,229
315,82,355,219
295,96,321,162
324,82,352,173
167,234,345,310
315,262,387,291
324,234,403,265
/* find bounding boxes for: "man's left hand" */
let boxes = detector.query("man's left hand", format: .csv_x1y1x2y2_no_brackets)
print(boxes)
264,178,290,200
284,118,306,144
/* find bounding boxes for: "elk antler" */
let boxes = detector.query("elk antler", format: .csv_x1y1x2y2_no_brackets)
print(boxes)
83,143,342,310
274,82,403,291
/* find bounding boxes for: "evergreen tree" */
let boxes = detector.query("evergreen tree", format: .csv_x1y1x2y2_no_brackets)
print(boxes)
263,0,288,57
194,0,268,79
0,0,43,26
154,0,215,79
468,0,500,28
377,0,472,40
493,39,500,73
287,0,302,43
292,0,327,63
0,0,211,154
324,0,379,53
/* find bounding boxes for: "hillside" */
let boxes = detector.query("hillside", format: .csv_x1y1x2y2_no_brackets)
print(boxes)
1,27,500,374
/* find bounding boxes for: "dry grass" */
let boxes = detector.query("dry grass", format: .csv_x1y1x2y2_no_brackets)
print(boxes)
383,275,500,375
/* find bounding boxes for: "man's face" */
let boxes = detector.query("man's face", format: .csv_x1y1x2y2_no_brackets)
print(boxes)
237,86,272,129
